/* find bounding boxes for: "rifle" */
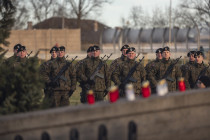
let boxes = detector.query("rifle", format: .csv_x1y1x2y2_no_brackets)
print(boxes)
119,56,145,93
136,53,140,59
193,63,210,87
27,51,33,57
85,53,112,89
0,49,8,59
50,56,78,85
161,56,182,82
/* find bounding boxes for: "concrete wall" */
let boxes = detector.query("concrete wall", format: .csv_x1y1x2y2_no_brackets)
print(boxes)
3,29,81,58
0,88,210,140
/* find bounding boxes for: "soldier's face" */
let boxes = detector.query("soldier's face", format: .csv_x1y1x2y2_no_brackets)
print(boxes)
58,51,65,58
189,54,195,61
18,50,27,58
87,52,92,57
92,50,100,57
14,49,18,55
127,51,136,59
195,55,203,64
156,52,162,60
162,51,170,60
51,51,57,58
122,49,128,56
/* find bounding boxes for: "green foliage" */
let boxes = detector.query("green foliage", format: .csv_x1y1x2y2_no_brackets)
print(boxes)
0,56,44,115
0,0,16,49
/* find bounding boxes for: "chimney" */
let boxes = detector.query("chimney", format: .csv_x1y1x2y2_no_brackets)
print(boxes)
94,21,98,32
27,21,33,30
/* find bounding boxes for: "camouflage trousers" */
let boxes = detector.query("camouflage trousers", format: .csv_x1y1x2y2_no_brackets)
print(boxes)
81,90,104,103
43,89,70,108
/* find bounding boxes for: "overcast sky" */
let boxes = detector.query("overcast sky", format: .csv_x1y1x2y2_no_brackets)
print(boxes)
98,0,180,28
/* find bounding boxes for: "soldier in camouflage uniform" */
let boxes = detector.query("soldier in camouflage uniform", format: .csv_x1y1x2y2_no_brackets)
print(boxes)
6,44,21,64
41,46,77,107
180,51,196,76
39,46,58,107
185,51,210,89
75,46,92,70
145,48,162,93
77,45,111,102
13,46,28,67
76,46,93,103
148,46,182,92
110,44,130,78
112,47,146,97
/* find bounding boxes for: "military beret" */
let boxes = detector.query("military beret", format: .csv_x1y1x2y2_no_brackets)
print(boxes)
156,48,163,53
87,46,93,53
58,46,65,51
161,46,170,53
50,46,58,53
126,47,136,54
187,51,196,57
14,44,22,50
194,51,204,57
17,46,26,53
90,45,100,52
120,44,130,51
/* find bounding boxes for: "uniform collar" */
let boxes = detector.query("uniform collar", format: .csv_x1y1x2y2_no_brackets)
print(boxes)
195,62,204,68
162,58,171,64
189,61,195,65
57,57,65,62
121,54,127,61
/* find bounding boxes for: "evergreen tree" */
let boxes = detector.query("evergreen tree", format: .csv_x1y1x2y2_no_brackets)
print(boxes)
0,56,44,115
0,0,15,50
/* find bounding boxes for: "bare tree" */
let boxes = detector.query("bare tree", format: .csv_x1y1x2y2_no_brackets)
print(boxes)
66,0,111,28
13,0,30,29
129,6,149,28
150,7,168,28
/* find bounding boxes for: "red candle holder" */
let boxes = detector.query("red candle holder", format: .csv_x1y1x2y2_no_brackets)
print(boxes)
87,90,95,104
178,77,186,92
109,86,119,103
141,81,151,98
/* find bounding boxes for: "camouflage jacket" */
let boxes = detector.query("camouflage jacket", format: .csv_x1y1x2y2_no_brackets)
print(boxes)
41,57,76,91
77,57,111,92
112,59,146,95
75,56,89,71
109,55,127,74
148,58,182,92
6,54,18,64
145,58,161,89
13,57,27,68
185,62,210,89
180,61,195,76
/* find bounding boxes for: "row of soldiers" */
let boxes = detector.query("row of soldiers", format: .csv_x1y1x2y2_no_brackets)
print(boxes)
4,43,210,108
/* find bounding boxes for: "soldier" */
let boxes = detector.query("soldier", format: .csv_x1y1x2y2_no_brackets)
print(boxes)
41,46,77,107
109,44,130,76
148,46,182,92
6,44,22,64
112,47,146,97
76,46,93,103
40,46,58,107
75,46,92,70
185,51,210,89
13,46,28,67
180,51,196,76
77,45,111,102
145,48,162,93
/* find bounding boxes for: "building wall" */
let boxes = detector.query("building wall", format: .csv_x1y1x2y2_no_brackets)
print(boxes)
3,29,81,58
0,88,210,140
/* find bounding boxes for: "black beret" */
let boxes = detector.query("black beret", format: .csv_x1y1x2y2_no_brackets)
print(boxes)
161,46,170,53
120,44,130,51
50,46,58,53
156,48,163,53
194,51,204,57
58,46,65,51
17,46,26,53
126,47,136,54
87,46,93,53
90,45,100,52
14,44,22,50
187,51,196,57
